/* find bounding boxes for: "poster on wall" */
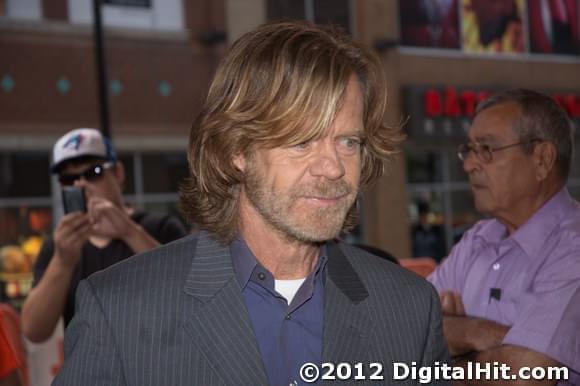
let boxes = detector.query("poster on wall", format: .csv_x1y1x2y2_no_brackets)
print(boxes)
103,0,151,7
527,0,580,55
461,0,527,53
399,0,461,48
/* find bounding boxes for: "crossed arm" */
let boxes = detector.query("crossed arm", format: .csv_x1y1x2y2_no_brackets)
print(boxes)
440,292,563,386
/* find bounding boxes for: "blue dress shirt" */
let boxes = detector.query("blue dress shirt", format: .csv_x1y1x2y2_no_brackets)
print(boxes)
230,237,327,386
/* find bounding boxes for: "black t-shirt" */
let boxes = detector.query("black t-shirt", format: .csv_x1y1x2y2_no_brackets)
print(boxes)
32,211,187,326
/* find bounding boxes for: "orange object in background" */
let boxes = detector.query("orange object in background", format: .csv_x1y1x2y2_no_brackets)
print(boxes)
28,209,51,234
51,339,64,377
399,257,438,278
0,304,28,386
0,247,29,274
0,319,20,379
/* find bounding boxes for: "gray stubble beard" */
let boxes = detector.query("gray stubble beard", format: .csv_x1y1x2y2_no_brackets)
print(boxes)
243,166,357,244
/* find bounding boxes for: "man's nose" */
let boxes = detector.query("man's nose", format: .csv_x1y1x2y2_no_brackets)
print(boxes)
462,150,479,174
73,177,87,188
309,142,345,180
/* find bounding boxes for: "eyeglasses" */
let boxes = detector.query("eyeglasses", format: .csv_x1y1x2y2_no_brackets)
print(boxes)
58,162,114,186
457,139,541,163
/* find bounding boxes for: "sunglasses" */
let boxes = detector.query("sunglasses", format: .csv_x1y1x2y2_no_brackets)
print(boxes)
58,162,114,186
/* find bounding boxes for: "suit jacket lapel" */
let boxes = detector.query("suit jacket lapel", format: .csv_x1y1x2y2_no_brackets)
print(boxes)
182,232,268,386
322,242,375,363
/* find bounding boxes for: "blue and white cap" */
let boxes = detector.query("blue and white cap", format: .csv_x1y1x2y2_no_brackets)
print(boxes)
51,128,117,173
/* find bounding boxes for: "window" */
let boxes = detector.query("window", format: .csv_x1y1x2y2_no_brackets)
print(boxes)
0,153,51,198
67,0,184,31
103,0,151,6
4,0,42,20
406,146,479,259
118,154,135,195
0,206,50,307
267,0,352,33
407,151,444,183
267,0,305,20
107,151,189,226
142,152,189,194
312,0,351,32
0,152,52,308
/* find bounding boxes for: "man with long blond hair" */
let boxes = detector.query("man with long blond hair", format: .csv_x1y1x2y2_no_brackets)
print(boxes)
55,21,448,385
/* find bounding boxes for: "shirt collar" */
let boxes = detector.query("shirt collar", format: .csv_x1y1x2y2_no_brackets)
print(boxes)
511,188,576,258
476,219,507,245
230,236,257,289
230,235,328,289
476,188,576,258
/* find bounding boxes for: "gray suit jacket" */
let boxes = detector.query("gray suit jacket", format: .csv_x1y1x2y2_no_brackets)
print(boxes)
54,232,449,385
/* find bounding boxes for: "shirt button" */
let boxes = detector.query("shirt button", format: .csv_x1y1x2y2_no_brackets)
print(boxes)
258,272,266,280
492,263,500,270
285,314,291,320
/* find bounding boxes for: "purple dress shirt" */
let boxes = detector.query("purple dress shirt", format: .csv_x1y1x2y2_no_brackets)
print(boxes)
428,188,580,384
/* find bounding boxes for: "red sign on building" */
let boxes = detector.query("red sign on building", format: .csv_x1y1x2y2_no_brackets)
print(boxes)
403,86,580,140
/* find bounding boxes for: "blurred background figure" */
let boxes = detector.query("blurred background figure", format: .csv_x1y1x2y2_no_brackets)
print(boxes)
528,0,580,55
411,200,446,262
21,128,187,344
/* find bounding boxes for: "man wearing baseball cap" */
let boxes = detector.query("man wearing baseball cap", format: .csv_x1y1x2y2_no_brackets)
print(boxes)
21,128,187,343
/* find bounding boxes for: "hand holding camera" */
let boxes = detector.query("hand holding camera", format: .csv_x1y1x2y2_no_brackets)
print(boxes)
53,211,91,268
88,196,134,240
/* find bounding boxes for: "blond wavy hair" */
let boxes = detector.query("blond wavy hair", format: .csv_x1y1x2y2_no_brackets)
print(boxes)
180,21,403,242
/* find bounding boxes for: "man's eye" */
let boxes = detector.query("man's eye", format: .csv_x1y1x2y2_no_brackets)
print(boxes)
293,141,310,151
338,137,361,150
480,144,492,154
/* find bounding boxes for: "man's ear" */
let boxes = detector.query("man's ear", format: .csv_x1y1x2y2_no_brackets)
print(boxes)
233,154,246,173
534,141,557,181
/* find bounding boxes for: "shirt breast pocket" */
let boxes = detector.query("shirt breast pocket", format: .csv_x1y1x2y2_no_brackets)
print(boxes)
487,297,518,326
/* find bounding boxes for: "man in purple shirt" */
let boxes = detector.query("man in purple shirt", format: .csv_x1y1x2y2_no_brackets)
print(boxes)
429,88,580,385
